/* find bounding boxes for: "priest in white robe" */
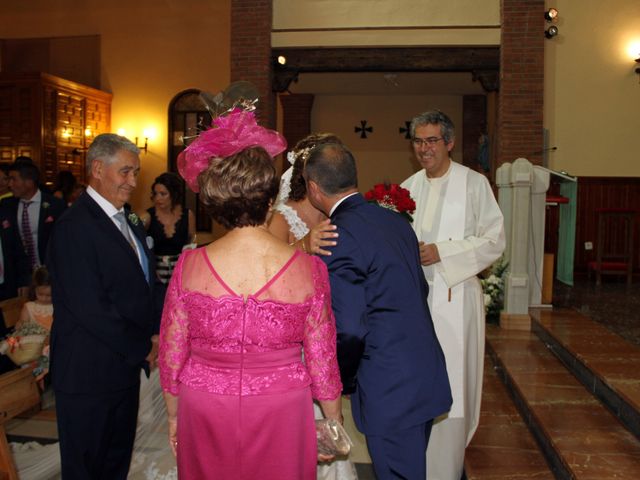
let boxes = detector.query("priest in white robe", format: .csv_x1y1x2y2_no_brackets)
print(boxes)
401,110,505,480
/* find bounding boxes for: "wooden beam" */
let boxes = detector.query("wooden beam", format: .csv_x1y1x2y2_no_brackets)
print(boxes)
272,47,499,73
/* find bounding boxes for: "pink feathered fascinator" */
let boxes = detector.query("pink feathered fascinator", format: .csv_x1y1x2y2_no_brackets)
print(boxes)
177,83,287,192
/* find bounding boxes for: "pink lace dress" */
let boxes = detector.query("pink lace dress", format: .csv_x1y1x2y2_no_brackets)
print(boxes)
159,248,342,479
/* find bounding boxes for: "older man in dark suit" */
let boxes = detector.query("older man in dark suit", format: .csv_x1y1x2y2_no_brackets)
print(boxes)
48,134,158,479
3,160,66,269
304,143,452,479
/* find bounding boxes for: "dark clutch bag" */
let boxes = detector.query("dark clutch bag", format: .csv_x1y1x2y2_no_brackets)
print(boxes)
315,419,353,456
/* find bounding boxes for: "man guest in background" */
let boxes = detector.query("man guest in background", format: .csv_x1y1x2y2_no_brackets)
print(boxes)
2,159,65,269
48,134,158,479
0,203,31,373
304,143,452,479
0,165,12,201
401,110,505,480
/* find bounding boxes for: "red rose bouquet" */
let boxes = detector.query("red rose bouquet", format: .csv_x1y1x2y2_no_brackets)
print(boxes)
364,183,416,222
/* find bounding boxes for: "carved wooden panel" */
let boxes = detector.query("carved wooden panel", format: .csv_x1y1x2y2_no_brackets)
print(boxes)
0,86,12,142
43,86,57,146
85,99,109,139
16,86,34,144
57,91,85,148
42,146,57,187
0,72,111,184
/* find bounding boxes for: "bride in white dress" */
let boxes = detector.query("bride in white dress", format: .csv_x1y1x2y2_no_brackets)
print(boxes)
269,133,358,480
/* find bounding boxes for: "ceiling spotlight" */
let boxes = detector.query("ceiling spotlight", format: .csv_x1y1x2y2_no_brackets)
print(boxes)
277,55,287,66
544,8,558,22
545,25,559,39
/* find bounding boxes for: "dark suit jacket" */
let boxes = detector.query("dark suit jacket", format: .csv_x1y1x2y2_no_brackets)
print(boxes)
0,206,31,302
322,193,452,436
48,191,157,394
1,191,66,266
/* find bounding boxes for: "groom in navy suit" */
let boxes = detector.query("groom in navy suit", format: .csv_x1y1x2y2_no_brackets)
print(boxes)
304,143,452,479
48,133,158,479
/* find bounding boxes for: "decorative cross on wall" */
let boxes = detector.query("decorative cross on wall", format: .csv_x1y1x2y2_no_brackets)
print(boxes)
354,120,373,139
398,121,411,139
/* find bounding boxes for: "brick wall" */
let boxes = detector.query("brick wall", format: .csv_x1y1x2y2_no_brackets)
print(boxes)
279,93,314,159
498,0,545,166
230,0,275,127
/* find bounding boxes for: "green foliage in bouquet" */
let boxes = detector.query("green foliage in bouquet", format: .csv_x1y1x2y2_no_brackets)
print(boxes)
480,255,509,323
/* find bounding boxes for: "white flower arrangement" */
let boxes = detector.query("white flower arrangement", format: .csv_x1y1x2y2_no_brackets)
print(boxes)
480,255,508,322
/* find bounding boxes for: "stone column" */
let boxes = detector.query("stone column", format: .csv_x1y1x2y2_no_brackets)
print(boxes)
501,157,533,330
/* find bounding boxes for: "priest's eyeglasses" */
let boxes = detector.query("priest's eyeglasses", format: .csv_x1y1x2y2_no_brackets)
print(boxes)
411,136,445,147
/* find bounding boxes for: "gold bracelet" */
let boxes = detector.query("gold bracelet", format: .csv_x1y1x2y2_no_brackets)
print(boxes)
300,236,308,253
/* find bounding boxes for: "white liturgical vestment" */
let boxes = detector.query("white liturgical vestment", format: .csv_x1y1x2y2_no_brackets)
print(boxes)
402,161,505,443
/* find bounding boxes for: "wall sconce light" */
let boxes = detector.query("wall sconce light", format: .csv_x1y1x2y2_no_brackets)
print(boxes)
544,8,558,22
117,128,154,153
635,57,640,82
545,25,559,39
135,136,148,153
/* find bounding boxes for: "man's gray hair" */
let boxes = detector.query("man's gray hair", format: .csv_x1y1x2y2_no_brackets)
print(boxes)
410,110,456,144
86,133,140,175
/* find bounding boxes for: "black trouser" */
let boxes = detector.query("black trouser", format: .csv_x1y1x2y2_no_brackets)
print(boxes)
55,384,139,480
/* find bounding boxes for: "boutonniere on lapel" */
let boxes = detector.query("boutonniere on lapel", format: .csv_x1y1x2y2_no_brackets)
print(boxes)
44,216,55,223
2,220,10,229
128,212,140,226
42,201,50,210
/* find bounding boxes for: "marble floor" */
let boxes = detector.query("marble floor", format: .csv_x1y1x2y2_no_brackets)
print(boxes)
553,276,640,346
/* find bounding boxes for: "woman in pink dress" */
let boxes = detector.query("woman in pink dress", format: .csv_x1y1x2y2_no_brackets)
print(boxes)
158,107,343,479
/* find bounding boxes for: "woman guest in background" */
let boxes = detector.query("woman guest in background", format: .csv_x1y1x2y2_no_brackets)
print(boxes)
140,172,195,304
269,133,357,480
159,107,343,479
52,170,78,206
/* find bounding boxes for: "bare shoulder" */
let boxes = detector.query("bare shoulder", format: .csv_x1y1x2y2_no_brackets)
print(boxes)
267,210,291,243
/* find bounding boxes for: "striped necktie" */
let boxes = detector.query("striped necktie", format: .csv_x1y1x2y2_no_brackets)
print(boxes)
21,200,37,269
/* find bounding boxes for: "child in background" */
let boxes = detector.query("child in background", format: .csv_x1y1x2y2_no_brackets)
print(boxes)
15,266,53,388
16,266,53,332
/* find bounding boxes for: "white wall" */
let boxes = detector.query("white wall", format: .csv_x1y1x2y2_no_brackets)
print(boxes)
311,94,463,190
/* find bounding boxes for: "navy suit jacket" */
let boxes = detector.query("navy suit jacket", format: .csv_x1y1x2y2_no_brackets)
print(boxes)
48,191,158,394
1,191,66,266
0,205,31,301
322,193,452,436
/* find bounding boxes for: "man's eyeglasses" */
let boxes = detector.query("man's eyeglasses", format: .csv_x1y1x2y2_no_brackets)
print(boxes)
411,137,445,147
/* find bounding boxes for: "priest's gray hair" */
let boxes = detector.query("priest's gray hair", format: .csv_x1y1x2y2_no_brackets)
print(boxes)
86,133,140,175
410,110,456,144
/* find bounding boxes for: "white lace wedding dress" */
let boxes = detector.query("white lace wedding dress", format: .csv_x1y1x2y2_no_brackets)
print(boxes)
274,201,359,480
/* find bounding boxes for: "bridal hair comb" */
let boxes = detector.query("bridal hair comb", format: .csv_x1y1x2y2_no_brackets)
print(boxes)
177,82,287,192
286,146,312,166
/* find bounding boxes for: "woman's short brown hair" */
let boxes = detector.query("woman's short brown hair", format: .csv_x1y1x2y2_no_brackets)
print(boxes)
288,133,342,202
198,147,278,229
